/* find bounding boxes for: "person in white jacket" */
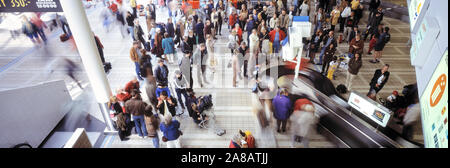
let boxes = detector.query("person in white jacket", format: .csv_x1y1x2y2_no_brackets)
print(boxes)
290,101,319,148
269,14,279,31
248,29,260,79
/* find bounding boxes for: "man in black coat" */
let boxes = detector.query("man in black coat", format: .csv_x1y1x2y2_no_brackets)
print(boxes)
368,0,381,22
369,64,390,95
166,18,175,37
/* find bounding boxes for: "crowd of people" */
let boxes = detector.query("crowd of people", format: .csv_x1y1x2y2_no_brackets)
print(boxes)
95,0,416,147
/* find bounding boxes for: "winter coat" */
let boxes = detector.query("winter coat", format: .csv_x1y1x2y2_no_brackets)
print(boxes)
269,30,286,43
160,120,181,141
162,37,175,54
347,56,362,75
272,93,292,120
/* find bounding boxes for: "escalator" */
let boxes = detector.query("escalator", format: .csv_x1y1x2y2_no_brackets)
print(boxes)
260,65,418,148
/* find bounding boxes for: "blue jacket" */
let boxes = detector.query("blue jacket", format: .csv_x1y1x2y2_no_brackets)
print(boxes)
162,38,174,54
272,94,292,120
160,120,181,141
246,20,255,32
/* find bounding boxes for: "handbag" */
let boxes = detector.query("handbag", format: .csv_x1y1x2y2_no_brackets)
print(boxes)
162,136,168,142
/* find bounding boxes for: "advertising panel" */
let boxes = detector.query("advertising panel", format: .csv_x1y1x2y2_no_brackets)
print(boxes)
0,0,62,12
420,50,448,148
348,92,391,127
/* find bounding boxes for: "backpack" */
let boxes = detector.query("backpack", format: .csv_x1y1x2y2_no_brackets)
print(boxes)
336,84,348,94
384,33,391,43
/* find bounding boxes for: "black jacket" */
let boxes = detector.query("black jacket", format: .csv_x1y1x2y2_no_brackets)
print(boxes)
369,0,381,11
158,97,177,116
322,35,337,49
370,69,390,90
154,65,169,87
166,23,175,37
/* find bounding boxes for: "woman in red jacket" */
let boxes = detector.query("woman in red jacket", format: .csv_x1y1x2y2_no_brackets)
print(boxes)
268,26,286,54
229,10,238,30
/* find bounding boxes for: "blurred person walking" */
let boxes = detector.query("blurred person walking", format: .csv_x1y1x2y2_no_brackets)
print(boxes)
290,99,319,148
64,58,83,89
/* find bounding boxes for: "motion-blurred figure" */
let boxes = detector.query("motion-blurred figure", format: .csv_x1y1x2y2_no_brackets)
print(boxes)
64,58,83,89
290,99,319,148
30,13,48,45
21,16,41,45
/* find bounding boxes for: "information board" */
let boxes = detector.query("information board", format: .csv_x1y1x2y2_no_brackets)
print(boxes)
420,50,448,148
0,0,62,12
348,92,392,127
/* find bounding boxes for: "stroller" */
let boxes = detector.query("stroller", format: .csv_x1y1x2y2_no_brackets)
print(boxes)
194,94,214,129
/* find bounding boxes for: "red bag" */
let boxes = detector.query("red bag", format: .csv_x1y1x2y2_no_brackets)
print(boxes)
338,34,343,43
60,34,69,42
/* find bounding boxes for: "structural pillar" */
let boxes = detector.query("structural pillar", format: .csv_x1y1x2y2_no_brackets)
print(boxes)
60,0,115,131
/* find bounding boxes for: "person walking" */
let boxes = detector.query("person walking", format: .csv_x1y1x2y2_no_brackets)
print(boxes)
30,14,48,45
126,11,136,40
160,113,182,148
272,88,292,133
370,27,390,63
125,91,149,138
162,33,175,64
144,105,160,148
346,53,362,91
64,58,83,89
133,19,147,49
368,64,390,96
290,99,319,148
130,41,144,80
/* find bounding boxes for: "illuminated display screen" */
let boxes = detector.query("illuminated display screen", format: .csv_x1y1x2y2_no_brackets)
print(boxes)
0,0,62,12
348,92,391,127
420,50,448,148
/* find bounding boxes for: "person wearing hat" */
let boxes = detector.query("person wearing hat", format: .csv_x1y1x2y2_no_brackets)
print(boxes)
154,58,171,98
290,98,318,148
125,89,148,138
173,70,189,110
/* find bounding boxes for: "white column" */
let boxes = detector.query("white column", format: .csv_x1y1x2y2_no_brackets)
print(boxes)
60,0,115,131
